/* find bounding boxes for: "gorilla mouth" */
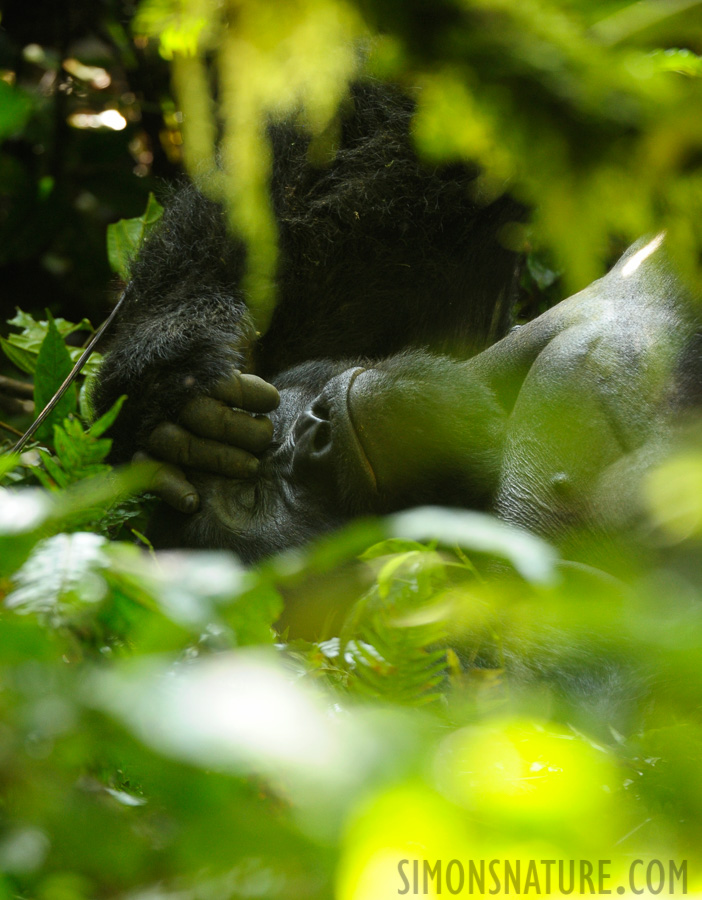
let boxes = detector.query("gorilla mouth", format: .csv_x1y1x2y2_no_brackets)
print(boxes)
344,367,379,498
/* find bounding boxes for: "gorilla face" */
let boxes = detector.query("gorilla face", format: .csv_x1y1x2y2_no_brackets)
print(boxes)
156,365,385,563
169,363,344,562
149,352,506,563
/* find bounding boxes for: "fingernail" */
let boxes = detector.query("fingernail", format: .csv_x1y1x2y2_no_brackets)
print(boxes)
182,494,199,513
247,457,260,476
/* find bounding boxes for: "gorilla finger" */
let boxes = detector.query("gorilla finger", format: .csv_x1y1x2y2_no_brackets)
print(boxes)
180,396,274,452
133,450,200,514
148,421,260,478
210,371,280,412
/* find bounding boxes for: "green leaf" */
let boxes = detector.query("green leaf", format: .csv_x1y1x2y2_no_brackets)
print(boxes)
7,309,39,331
650,48,702,77
52,425,82,470
68,345,102,376
7,308,93,343
0,453,20,482
77,355,105,420
107,193,164,279
89,395,126,438
5,532,109,615
0,81,33,140
38,448,69,489
33,313,77,441
0,336,37,374
2,309,94,375
387,507,558,585
360,538,431,561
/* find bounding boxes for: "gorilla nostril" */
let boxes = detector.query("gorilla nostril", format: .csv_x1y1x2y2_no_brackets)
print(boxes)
291,400,336,490
310,419,331,454
310,396,330,420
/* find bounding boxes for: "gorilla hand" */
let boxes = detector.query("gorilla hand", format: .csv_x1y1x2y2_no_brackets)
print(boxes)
139,371,279,513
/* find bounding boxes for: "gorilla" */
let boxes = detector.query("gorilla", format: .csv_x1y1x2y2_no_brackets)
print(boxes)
92,79,701,565
136,234,701,563
92,121,701,733
93,80,524,515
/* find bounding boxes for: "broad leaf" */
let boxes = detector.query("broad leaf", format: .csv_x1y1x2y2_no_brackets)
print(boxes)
33,313,77,440
2,309,93,374
388,506,558,585
0,336,37,374
107,193,164,279
6,532,109,615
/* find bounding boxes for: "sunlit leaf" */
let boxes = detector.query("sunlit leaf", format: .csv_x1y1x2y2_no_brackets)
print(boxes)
90,651,373,797
6,532,109,615
106,193,164,279
388,507,558,584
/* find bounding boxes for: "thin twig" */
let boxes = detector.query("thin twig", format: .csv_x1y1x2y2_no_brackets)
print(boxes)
0,420,23,437
0,375,34,398
11,290,128,455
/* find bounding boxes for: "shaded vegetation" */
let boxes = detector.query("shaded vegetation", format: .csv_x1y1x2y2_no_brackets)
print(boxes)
2,1,702,898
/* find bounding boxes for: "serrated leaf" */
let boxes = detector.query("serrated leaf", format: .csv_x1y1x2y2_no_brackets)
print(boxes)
30,466,55,491
33,313,77,441
8,308,93,345
2,312,95,376
89,395,126,438
52,425,81,470
84,437,113,464
650,48,702,77
107,193,164,279
68,346,102,376
7,309,37,331
38,448,68,489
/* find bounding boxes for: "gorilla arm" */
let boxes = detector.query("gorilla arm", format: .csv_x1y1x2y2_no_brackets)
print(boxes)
353,237,695,541
483,238,693,543
91,188,283,511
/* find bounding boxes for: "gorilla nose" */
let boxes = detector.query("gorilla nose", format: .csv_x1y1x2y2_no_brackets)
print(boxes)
291,397,336,486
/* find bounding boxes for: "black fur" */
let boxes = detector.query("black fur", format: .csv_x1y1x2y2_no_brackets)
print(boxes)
93,80,523,462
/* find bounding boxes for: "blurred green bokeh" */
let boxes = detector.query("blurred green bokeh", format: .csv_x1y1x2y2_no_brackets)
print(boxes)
2,1,702,898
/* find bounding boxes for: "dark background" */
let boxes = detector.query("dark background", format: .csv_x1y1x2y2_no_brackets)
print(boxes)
0,0,179,325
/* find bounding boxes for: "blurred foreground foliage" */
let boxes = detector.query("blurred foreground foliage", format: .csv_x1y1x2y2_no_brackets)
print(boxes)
3,304,702,896
3,0,702,897
132,0,702,328
3,418,702,897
